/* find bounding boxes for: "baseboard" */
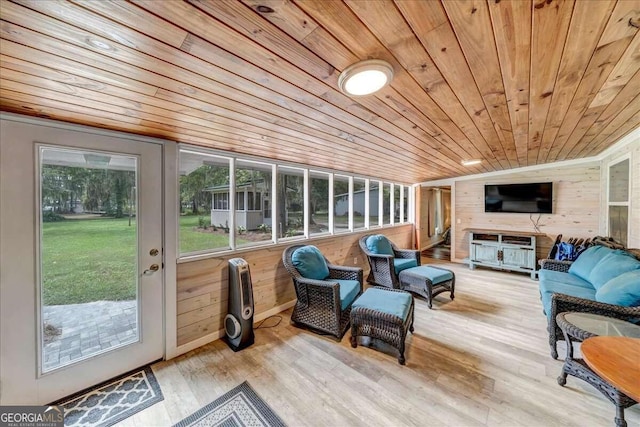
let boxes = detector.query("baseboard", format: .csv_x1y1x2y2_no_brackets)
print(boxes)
170,299,296,359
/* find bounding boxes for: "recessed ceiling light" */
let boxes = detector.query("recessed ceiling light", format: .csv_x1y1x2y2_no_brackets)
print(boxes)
461,159,482,166
338,59,394,96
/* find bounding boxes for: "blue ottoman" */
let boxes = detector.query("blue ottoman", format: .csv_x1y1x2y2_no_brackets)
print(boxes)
350,287,414,365
398,265,455,309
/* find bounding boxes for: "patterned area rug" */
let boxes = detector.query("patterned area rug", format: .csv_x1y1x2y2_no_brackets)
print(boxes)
174,381,286,427
52,365,163,427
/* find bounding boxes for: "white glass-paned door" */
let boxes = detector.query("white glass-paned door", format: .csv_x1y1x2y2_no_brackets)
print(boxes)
0,118,163,405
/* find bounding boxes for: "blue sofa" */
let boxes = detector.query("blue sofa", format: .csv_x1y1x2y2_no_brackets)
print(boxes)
539,245,640,358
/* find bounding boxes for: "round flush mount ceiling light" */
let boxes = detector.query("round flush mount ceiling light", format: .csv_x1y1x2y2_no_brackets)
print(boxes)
338,59,394,96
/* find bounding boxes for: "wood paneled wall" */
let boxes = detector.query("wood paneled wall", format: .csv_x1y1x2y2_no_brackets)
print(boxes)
599,135,640,248
176,225,413,346
452,164,601,263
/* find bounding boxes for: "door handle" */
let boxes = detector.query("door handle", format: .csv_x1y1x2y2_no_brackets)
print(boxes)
143,264,160,275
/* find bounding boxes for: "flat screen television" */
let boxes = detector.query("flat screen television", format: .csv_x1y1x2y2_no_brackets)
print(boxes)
484,182,553,213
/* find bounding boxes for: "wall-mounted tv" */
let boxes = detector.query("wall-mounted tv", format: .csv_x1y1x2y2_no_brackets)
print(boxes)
484,182,553,213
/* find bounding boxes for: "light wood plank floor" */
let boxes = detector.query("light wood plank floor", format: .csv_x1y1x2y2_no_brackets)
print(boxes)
120,260,640,426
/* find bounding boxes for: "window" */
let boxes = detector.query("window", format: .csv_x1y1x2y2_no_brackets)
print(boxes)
236,192,244,211
334,175,350,232
608,157,630,246
277,167,305,238
213,193,228,210
383,183,391,225
179,151,230,254
236,160,273,247
353,178,366,229
403,185,411,223
177,145,413,258
394,184,401,224
369,180,381,227
309,171,330,235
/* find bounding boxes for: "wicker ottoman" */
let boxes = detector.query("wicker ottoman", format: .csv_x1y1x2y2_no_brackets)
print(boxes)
398,265,455,309
350,287,414,365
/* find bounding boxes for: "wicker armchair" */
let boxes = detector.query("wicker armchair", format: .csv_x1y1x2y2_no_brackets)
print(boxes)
283,245,363,340
358,234,420,288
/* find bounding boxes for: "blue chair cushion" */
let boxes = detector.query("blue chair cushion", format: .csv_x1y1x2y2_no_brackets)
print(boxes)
331,279,361,311
539,269,594,290
352,288,412,320
540,281,597,318
291,245,329,280
394,258,418,275
588,251,640,290
568,245,614,282
595,270,640,307
365,234,394,255
399,265,453,285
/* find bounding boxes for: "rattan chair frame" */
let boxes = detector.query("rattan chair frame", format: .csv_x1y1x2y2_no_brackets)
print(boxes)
358,234,420,289
283,245,363,340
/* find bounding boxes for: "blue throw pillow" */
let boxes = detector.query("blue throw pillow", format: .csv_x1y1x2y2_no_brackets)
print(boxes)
595,270,640,306
568,245,614,282
291,245,329,280
588,251,640,290
365,234,394,255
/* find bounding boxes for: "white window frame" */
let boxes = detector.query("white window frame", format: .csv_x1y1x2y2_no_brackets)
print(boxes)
177,145,413,261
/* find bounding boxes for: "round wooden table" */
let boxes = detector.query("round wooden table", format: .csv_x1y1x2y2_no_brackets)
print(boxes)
582,336,640,403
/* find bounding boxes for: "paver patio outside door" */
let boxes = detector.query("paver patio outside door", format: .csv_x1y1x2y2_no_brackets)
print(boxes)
0,117,164,404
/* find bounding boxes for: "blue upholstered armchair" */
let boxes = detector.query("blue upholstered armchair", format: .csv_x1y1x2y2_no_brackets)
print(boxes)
282,245,363,340
359,234,420,289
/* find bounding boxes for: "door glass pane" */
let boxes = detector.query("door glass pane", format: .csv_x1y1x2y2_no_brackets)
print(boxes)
278,167,304,238
40,147,138,372
353,179,366,229
334,175,350,233
609,159,629,203
609,206,628,247
309,171,329,235
236,160,273,247
179,151,230,254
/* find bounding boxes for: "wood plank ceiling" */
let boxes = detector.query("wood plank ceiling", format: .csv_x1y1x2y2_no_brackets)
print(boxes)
1,0,639,183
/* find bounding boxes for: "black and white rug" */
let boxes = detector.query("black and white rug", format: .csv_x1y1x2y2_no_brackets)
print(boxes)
174,381,286,427
52,365,163,427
